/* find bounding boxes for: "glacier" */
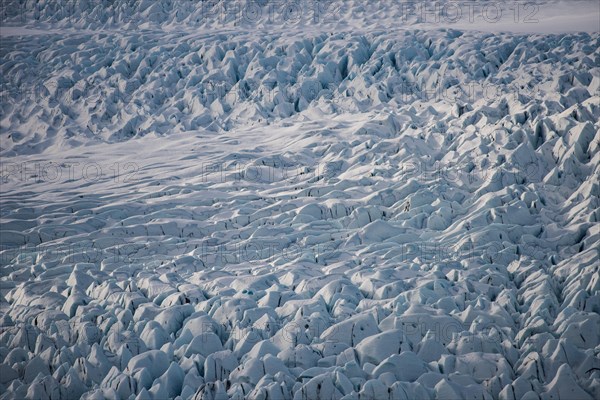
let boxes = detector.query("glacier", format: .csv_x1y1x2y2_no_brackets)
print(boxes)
0,1,599,399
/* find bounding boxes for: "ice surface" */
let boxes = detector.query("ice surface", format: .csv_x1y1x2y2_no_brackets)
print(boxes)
1,0,599,399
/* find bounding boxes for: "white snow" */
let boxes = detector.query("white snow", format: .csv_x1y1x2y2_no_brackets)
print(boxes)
1,0,599,399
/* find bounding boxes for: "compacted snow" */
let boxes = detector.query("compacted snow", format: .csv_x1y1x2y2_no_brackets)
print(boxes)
1,1,599,399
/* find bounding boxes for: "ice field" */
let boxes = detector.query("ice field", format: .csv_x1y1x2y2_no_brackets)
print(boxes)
0,1,599,399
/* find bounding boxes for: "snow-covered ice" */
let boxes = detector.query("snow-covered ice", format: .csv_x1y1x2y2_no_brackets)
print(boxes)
1,1,599,399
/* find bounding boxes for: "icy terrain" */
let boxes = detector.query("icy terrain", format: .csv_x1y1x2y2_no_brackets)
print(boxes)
1,1,599,399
